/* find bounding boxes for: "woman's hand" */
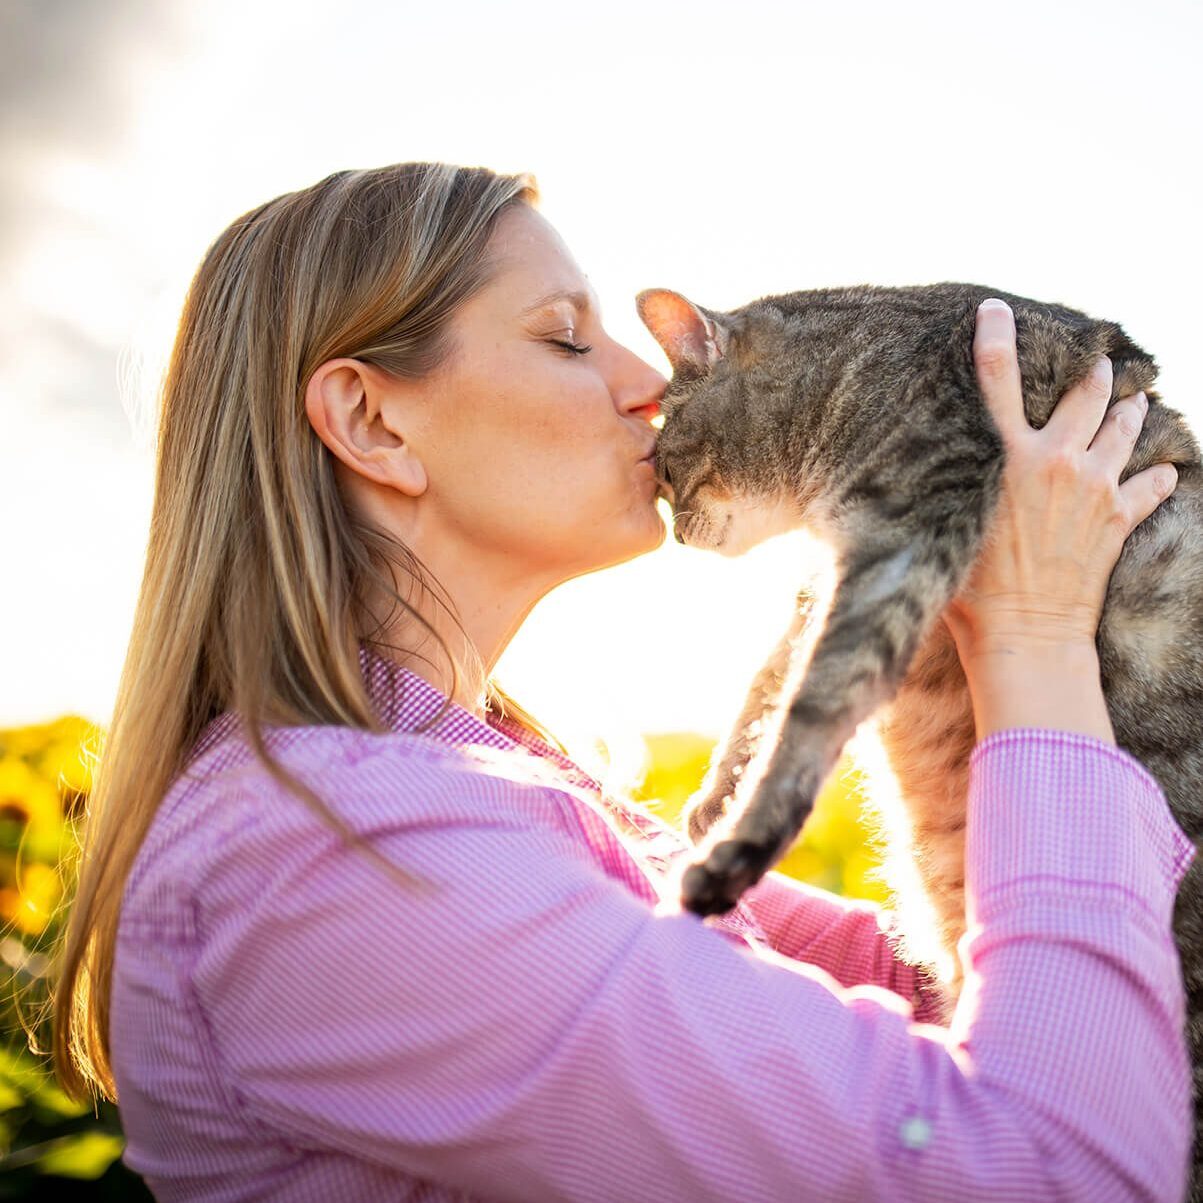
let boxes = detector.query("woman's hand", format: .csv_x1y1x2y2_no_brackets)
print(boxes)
943,298,1179,742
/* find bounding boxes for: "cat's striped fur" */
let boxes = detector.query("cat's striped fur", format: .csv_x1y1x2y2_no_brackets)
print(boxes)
637,282,1203,1195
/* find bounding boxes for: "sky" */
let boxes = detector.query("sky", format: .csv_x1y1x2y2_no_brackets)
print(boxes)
2,0,1200,769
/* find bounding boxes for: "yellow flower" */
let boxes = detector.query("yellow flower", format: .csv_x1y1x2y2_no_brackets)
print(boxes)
0,756,62,844
0,862,62,936
776,842,828,885
841,844,891,904
632,732,717,813
33,717,101,799
0,724,51,760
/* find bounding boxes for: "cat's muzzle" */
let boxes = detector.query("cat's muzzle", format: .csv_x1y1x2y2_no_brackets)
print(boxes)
673,508,733,551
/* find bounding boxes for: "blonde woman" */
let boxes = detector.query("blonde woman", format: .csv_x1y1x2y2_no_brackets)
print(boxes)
53,163,1193,1201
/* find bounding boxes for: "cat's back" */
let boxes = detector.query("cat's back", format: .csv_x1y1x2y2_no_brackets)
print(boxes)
751,280,1145,373
744,282,1196,461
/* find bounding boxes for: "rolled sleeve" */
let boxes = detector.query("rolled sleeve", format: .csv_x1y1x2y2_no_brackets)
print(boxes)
741,870,950,1023
967,728,1196,927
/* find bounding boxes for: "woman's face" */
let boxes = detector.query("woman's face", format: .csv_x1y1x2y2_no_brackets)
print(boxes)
394,203,669,584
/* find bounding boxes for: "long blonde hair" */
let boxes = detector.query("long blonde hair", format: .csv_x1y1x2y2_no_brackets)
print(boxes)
49,162,554,1104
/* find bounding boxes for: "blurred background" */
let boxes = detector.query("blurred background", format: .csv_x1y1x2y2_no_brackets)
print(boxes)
1,0,1198,1193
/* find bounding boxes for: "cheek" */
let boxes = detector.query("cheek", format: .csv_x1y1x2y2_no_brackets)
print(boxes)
508,438,648,556
506,402,618,507
433,362,642,546
437,406,591,535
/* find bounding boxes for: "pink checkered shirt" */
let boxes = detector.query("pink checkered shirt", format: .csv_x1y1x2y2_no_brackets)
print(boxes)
110,642,1197,1201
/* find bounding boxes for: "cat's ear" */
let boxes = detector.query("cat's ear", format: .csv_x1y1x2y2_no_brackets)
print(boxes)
635,289,726,376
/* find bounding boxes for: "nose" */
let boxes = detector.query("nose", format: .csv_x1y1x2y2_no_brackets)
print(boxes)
615,344,668,421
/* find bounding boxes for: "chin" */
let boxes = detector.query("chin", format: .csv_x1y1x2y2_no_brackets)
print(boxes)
629,509,669,560
574,508,668,576
646,510,669,552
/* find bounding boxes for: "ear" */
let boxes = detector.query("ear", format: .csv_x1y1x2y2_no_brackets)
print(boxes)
304,359,428,497
635,289,726,376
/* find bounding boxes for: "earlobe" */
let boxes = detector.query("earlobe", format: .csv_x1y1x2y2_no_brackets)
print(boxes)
304,358,428,498
387,446,428,497
635,288,725,375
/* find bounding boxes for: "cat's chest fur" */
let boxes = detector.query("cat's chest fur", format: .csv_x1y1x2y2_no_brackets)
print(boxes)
857,621,975,1014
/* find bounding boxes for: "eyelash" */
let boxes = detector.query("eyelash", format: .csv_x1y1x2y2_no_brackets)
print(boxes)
549,338,593,357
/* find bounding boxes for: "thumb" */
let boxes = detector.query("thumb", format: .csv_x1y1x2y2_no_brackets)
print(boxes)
973,298,1028,444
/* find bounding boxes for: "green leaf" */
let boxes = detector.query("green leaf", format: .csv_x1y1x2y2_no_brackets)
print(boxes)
0,1046,91,1121
0,1046,48,1094
34,1130,125,1179
20,824,65,864
31,1077,91,1120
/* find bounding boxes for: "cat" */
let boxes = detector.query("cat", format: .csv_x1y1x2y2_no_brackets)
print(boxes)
636,281,1203,1194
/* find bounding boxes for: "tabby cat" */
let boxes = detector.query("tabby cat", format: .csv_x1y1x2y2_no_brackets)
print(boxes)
636,282,1203,1192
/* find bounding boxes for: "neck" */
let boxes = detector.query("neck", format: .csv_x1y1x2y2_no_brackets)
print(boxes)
344,474,564,716
367,546,554,718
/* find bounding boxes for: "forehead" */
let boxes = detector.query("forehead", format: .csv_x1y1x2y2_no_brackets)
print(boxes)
485,206,600,317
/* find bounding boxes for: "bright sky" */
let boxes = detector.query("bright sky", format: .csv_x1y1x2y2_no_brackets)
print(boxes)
2,0,1199,772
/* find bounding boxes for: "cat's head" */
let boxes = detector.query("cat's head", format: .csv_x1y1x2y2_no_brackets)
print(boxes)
637,288,806,556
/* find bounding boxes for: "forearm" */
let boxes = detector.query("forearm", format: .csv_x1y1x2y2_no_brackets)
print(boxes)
959,639,1115,744
741,871,951,1021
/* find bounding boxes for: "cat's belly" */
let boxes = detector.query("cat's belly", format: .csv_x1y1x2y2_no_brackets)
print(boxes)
857,623,976,999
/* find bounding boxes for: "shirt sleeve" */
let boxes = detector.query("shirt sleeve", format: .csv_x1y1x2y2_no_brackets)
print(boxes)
192,732,1195,1203
740,871,951,1023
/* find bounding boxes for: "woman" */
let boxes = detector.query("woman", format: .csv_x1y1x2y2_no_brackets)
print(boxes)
52,163,1193,1201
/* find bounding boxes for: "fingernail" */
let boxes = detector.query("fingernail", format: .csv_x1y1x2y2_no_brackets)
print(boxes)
978,298,1011,314
1156,465,1178,496
1136,390,1148,411
1091,356,1112,381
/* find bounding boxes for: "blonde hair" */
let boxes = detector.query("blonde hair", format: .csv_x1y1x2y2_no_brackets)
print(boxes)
48,162,554,1104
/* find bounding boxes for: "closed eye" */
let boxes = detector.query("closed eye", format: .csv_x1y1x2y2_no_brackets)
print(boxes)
549,338,593,356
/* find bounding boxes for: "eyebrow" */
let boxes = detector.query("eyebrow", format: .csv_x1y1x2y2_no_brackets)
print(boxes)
519,288,595,317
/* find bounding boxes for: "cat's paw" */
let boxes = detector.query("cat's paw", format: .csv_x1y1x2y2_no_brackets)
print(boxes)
680,838,772,917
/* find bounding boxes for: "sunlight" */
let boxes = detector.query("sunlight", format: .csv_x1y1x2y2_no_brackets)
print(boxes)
3,0,1199,745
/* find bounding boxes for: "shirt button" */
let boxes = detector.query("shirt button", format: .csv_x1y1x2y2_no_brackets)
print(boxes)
899,1116,932,1149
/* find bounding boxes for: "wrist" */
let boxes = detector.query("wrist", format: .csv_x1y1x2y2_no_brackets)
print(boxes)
958,640,1115,744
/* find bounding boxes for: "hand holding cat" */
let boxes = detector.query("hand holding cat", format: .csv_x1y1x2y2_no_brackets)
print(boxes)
943,298,1179,741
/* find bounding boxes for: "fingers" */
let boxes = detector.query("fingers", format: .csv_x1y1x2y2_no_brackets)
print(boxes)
973,299,1028,443
970,296,1177,547
1119,460,1179,533
1087,390,1147,470
1092,392,1180,536
1043,354,1114,445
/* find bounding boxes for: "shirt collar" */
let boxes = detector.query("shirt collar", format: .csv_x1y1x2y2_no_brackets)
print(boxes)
355,641,515,753
189,642,603,797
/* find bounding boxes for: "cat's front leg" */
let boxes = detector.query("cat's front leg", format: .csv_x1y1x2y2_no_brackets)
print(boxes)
681,586,819,845
678,511,986,917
